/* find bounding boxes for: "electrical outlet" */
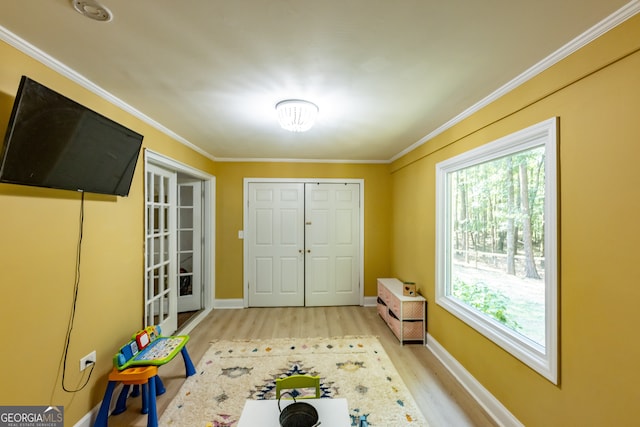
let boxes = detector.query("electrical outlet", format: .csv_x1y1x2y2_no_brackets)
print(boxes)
80,350,96,371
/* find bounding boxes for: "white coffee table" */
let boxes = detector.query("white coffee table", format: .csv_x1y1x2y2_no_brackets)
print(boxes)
237,398,350,427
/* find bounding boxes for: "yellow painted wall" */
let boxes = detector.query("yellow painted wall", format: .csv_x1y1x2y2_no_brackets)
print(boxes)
390,15,640,426
214,162,392,300
0,41,216,425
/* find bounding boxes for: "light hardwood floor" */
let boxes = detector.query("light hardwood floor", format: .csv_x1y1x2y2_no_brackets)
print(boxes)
106,306,498,426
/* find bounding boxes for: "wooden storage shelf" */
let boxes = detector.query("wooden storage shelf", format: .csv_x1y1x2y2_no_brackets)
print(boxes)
377,278,426,345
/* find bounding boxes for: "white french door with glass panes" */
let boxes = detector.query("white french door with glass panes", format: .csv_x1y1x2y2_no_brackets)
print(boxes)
145,150,215,336
177,178,203,312
145,163,177,334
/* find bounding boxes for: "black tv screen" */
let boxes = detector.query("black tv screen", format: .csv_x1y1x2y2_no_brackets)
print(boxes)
0,76,143,196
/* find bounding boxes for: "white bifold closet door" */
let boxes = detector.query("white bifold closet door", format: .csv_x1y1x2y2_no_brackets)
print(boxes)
247,182,360,307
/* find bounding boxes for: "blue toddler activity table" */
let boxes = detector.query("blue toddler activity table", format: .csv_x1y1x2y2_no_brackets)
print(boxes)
94,325,196,427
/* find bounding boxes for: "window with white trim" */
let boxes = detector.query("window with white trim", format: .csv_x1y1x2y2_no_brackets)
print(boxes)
436,118,558,383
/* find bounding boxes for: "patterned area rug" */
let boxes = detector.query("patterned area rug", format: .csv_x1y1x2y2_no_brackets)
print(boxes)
159,336,428,426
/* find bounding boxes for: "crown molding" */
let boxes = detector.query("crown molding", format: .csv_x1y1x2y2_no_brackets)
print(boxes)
391,0,640,163
214,156,388,164
0,25,217,163
2,1,638,165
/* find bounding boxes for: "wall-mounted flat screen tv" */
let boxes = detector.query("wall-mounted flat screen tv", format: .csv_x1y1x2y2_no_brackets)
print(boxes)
0,76,144,196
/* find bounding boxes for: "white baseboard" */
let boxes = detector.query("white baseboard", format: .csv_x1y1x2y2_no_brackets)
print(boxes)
73,383,124,427
213,299,378,308
426,333,524,427
213,298,378,308
213,298,245,309
73,407,94,427
179,307,213,334
363,296,378,306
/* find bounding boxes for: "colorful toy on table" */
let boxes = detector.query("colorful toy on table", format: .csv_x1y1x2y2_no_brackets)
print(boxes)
113,325,196,377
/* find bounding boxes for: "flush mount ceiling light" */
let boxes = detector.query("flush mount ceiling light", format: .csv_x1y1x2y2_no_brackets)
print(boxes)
275,99,319,132
72,0,113,22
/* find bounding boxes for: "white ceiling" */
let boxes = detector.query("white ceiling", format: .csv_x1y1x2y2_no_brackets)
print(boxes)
0,0,635,162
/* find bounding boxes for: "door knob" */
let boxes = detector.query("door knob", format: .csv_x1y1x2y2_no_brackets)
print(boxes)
305,221,312,225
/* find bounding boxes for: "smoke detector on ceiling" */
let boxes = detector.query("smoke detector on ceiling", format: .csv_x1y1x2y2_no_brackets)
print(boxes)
71,0,113,22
